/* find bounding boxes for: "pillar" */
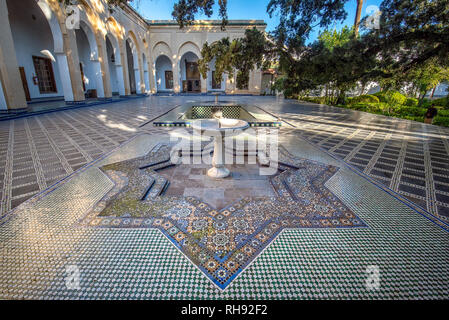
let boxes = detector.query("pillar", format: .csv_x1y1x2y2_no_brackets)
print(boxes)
64,29,85,102
173,60,180,93
0,0,27,110
97,37,112,98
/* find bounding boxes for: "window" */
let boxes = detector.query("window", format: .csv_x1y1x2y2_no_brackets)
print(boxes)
32,56,57,94
165,70,173,89
212,71,221,89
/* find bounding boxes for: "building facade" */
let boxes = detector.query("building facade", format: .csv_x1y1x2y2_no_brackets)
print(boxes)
0,0,266,111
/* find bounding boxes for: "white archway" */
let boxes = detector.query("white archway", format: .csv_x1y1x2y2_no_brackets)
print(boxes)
179,51,201,93
155,55,173,92
125,33,141,94
7,0,74,102
75,18,105,98
178,42,204,93
105,33,125,96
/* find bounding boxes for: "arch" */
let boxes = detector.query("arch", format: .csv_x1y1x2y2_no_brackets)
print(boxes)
125,31,142,94
75,13,105,98
152,41,173,62
179,51,201,93
177,41,202,60
105,33,125,96
155,55,173,92
106,17,125,42
105,32,122,65
6,0,75,101
36,0,64,53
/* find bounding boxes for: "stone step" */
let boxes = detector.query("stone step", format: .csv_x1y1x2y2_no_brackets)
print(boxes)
139,158,171,170
270,173,294,201
145,176,169,199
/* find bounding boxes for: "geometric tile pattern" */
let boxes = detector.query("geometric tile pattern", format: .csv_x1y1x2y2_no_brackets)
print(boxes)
254,99,449,222
79,144,366,289
0,132,448,299
0,97,171,215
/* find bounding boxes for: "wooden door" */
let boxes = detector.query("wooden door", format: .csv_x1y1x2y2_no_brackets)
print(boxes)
79,63,86,92
19,67,31,101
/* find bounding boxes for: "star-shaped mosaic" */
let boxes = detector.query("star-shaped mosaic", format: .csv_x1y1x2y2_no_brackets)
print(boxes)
80,144,367,289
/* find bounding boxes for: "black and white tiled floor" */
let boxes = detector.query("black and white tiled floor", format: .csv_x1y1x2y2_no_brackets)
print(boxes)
248,98,449,222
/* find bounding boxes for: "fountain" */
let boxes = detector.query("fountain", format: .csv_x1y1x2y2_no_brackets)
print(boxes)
191,118,249,178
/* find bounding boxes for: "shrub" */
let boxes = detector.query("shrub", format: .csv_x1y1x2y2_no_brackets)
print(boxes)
405,98,418,107
300,97,326,104
397,106,427,117
432,116,449,127
373,91,388,102
349,95,380,104
349,103,368,111
386,91,407,105
419,99,432,108
436,109,449,117
432,97,449,108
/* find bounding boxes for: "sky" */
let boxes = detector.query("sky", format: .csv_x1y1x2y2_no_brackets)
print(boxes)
131,0,383,43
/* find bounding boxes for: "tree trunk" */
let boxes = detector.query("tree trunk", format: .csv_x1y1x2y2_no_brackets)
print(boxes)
430,85,437,99
354,0,364,37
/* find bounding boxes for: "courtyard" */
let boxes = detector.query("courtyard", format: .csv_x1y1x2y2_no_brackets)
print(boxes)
0,95,448,299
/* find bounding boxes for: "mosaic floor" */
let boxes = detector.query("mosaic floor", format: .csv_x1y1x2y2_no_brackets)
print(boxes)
0,96,448,299
78,142,366,289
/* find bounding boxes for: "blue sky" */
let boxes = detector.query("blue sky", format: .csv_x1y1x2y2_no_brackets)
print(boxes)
131,0,383,42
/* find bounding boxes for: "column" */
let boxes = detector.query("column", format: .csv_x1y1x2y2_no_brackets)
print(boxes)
0,0,27,110
98,37,112,98
134,67,142,94
121,41,131,95
201,75,207,94
55,53,74,102
64,29,85,102
92,60,105,98
173,60,180,93
116,65,126,96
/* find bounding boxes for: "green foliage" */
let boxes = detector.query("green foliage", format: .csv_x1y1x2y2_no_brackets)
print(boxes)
373,91,407,105
433,116,449,127
386,91,407,106
172,0,228,29
373,92,387,103
405,98,419,107
432,97,449,108
350,95,379,104
318,26,354,52
198,28,268,90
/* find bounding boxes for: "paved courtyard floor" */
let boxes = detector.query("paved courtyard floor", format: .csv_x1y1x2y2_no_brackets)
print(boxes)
0,96,448,299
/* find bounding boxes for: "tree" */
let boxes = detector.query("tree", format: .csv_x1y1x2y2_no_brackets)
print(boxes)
172,0,228,29
354,0,364,37
197,28,269,89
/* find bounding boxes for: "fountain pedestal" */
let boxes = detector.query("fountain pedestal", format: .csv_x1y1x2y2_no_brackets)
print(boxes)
191,119,249,178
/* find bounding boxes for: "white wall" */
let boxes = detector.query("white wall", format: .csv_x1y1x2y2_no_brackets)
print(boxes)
155,55,172,91
8,0,64,99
